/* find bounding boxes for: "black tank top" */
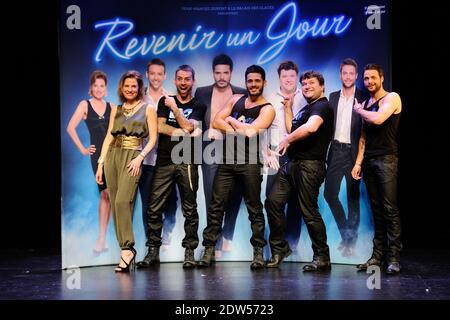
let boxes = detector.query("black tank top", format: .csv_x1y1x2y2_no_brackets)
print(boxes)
363,96,400,158
224,96,271,164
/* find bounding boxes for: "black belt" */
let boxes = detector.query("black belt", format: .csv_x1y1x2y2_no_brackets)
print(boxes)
332,140,351,149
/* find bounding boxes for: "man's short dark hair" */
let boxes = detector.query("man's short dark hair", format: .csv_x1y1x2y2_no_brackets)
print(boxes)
364,63,384,78
277,60,298,76
176,64,195,80
300,70,325,86
245,65,266,81
147,58,166,73
340,58,358,73
212,54,233,71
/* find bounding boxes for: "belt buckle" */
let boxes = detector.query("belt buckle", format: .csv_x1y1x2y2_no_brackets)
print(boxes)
115,135,124,147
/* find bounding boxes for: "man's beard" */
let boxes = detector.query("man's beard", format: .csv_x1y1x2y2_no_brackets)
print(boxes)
178,87,192,99
367,83,381,94
247,86,264,98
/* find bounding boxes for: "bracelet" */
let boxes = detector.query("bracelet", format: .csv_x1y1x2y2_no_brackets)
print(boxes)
355,163,362,166
97,156,104,164
139,152,146,159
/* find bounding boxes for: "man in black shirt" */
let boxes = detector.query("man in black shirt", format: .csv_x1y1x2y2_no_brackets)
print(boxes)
137,65,206,269
266,71,333,271
351,64,402,275
197,65,275,270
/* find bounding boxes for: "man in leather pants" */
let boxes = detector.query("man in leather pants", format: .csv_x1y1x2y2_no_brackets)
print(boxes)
137,65,206,269
351,64,403,275
265,70,334,272
197,65,275,270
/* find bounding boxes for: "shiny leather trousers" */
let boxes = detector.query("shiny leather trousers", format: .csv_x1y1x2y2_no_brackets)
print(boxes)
202,164,266,248
363,154,402,262
266,159,330,260
146,163,199,249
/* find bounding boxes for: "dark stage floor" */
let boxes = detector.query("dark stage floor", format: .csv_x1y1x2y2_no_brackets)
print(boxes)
0,249,449,300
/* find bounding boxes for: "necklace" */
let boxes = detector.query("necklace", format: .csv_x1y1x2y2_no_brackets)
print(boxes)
123,100,141,119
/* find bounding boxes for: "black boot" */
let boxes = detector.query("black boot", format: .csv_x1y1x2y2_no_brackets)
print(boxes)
197,246,215,268
266,248,292,268
356,257,382,271
183,248,196,269
136,247,160,268
250,247,264,270
303,258,331,272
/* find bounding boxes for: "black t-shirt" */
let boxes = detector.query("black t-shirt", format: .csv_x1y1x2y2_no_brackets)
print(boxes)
288,97,333,161
156,96,206,165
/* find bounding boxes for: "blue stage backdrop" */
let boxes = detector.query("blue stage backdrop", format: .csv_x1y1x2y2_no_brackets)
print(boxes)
60,0,391,268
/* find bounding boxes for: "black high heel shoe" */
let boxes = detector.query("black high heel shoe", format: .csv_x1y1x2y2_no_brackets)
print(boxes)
115,248,136,273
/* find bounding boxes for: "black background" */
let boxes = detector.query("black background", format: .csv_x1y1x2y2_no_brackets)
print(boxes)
5,1,449,251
